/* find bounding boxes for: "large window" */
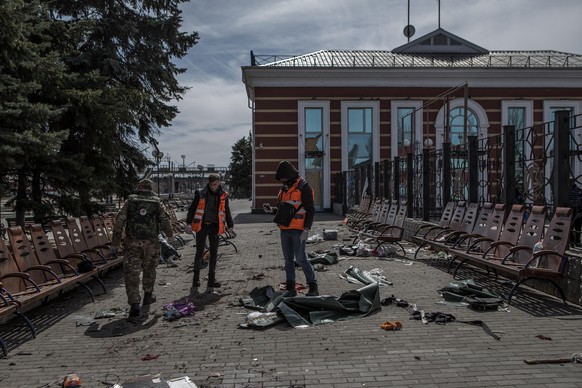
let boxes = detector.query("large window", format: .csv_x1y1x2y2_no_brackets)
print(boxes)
341,101,380,171
390,101,422,158
298,101,330,210
501,101,534,201
435,99,489,202
435,99,488,149
347,107,372,168
397,107,414,156
543,101,582,156
543,101,582,200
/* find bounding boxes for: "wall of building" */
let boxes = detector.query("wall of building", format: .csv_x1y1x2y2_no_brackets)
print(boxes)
253,85,582,211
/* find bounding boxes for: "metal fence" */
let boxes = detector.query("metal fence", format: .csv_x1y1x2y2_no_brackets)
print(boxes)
335,111,581,220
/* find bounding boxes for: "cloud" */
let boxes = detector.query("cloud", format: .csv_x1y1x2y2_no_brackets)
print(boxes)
155,77,250,167
159,0,582,168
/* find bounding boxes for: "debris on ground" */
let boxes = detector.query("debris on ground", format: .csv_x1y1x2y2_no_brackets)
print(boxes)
162,298,195,321
340,266,393,286
94,308,126,319
380,321,402,331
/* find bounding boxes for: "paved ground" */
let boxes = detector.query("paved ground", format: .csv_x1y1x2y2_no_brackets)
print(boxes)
1,199,582,387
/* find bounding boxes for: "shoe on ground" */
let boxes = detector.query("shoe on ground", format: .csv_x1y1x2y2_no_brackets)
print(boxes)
189,287,199,300
207,280,221,288
306,282,319,297
129,303,140,318
143,293,157,305
286,281,297,297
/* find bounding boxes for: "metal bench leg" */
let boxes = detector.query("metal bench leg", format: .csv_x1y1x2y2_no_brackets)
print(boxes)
508,277,567,305
413,244,425,260
14,311,37,338
452,259,468,279
91,275,107,294
76,282,96,302
0,336,7,357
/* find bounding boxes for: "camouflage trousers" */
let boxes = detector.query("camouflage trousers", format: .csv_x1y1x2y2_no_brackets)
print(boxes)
123,239,160,305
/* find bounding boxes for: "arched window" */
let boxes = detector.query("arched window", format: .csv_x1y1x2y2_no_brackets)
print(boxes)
449,107,479,145
435,100,489,202
435,99,488,148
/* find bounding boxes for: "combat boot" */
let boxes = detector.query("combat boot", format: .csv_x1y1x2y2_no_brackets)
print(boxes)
306,282,319,296
143,292,156,305
286,281,297,297
129,303,140,318
207,272,221,288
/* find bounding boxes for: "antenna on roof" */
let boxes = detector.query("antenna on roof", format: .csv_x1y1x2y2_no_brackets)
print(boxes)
438,0,441,28
403,0,415,42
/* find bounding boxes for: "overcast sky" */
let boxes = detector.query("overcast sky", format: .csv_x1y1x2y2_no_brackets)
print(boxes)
155,0,582,168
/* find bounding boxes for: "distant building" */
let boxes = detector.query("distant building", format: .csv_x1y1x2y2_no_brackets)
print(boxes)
152,164,229,197
242,28,582,212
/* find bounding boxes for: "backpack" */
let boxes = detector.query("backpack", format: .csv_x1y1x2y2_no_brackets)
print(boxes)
462,295,504,311
127,194,160,239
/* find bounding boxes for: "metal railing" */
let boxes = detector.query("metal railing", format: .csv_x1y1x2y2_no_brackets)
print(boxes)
336,111,581,220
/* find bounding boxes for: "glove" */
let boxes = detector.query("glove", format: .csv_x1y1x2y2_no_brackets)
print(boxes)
110,246,119,257
262,203,273,214
300,229,309,242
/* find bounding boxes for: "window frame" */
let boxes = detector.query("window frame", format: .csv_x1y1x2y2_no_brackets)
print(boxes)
390,101,423,158
341,101,380,171
298,100,330,209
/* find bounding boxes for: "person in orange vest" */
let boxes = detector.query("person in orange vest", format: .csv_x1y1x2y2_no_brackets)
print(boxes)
186,173,234,293
263,161,318,296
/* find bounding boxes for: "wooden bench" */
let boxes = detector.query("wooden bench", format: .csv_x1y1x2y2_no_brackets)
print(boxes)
355,200,408,256
447,207,573,304
6,217,37,228
4,217,52,237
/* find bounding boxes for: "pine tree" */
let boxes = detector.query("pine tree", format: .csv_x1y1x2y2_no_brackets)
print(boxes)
0,0,69,224
46,0,199,214
228,132,252,198
1,0,198,223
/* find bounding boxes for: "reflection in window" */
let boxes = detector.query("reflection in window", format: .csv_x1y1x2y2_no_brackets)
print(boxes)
347,107,372,169
449,107,478,145
448,107,479,200
397,107,414,156
305,107,323,169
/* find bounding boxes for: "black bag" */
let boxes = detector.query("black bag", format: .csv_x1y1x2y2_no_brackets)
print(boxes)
78,260,96,273
272,202,302,227
463,295,504,311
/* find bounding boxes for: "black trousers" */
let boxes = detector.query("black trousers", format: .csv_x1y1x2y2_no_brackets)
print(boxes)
194,222,220,273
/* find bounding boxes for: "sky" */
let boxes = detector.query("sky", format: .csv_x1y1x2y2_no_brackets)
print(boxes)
155,0,582,168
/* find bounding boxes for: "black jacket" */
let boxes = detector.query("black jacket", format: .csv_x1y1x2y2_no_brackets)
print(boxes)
186,185,234,228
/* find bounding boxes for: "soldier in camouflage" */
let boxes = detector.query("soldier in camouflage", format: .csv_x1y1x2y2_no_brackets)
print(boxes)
111,179,174,318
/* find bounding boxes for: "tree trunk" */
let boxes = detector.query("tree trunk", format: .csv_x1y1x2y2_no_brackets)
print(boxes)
31,168,43,223
15,172,28,228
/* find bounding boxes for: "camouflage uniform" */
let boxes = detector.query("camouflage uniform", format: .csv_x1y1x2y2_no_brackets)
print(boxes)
112,181,173,305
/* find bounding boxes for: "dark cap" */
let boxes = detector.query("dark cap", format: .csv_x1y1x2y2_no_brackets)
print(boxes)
275,161,299,181
137,179,154,191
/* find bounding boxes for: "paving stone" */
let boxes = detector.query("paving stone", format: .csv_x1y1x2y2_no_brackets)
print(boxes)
1,200,582,387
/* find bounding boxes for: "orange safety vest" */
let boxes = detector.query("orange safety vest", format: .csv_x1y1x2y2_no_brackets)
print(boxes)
277,177,313,230
191,191,228,234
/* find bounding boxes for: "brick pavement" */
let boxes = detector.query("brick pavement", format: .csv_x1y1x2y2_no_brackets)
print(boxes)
1,200,582,387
